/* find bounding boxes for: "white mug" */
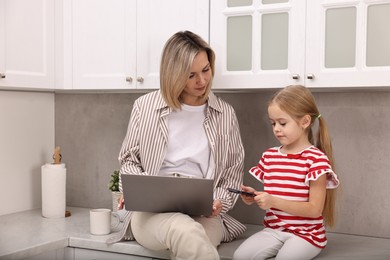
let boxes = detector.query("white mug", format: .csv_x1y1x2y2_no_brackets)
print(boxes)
89,208,120,235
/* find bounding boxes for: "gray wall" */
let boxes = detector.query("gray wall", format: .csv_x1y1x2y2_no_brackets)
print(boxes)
55,89,390,239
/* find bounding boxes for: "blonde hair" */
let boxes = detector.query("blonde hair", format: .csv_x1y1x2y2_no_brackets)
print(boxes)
269,85,337,227
160,31,215,109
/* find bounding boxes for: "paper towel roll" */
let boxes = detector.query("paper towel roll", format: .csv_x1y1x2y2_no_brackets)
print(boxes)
41,163,66,218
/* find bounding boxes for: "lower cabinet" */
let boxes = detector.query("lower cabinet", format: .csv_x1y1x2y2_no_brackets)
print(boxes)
24,247,157,260
73,248,154,260
24,247,73,260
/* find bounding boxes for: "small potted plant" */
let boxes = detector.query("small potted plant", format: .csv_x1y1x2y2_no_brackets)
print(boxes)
108,170,122,212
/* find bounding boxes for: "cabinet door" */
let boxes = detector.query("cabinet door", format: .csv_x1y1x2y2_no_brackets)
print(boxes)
0,1,4,81
306,0,390,88
74,248,150,260
136,0,209,89
210,0,306,89
0,0,54,90
70,0,208,90
71,0,136,90
24,247,72,260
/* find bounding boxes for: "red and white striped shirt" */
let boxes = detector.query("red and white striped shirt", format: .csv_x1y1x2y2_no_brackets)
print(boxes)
249,146,340,248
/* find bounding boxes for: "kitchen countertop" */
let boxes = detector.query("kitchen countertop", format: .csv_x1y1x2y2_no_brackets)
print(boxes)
0,207,257,260
0,207,172,260
1,207,390,260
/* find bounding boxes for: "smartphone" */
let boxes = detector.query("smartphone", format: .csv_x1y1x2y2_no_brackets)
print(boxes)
227,188,255,197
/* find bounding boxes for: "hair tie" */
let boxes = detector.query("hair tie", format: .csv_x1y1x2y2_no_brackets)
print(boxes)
316,114,322,119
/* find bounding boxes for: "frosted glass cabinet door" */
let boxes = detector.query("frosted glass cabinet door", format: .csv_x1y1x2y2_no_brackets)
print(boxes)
226,15,252,71
306,0,390,88
210,0,306,89
0,0,55,90
366,4,390,67
324,7,356,69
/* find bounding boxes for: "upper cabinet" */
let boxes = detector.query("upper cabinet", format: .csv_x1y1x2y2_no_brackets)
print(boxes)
0,0,55,90
306,0,390,88
210,0,390,89
3,0,388,91
55,0,209,90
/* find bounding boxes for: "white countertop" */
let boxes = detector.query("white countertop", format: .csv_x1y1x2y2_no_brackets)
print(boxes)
0,207,171,260
0,207,257,260
2,207,389,260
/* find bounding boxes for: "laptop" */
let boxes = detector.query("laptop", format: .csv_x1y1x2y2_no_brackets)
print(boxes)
121,174,214,216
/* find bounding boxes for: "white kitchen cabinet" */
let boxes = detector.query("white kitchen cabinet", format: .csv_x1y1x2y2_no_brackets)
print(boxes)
210,0,390,89
56,0,209,90
0,0,55,90
74,248,152,260
24,247,74,260
306,0,390,88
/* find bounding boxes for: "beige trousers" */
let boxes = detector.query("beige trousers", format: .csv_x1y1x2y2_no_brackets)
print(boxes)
131,212,223,260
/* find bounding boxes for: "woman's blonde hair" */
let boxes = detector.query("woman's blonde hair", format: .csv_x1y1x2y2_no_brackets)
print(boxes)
269,85,338,227
160,31,215,109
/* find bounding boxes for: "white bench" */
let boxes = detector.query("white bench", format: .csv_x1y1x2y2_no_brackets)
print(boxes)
118,224,390,260
216,224,390,260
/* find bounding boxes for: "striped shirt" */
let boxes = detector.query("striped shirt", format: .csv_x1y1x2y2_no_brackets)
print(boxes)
117,90,246,242
249,146,340,248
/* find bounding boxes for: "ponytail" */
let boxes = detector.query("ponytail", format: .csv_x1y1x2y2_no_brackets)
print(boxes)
316,116,337,227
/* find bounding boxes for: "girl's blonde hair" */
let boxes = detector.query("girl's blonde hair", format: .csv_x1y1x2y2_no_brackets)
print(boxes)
269,85,337,227
160,31,215,109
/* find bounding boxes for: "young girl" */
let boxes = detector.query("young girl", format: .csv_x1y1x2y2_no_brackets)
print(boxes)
233,85,340,260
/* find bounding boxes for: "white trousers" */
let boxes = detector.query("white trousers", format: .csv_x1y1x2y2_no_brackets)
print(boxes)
233,228,322,260
131,212,223,260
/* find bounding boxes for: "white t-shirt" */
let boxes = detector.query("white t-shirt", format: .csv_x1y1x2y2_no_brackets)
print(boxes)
159,103,211,179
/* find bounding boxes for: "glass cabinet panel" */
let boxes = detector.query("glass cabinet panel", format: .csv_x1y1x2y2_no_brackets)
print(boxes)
261,12,289,70
366,4,390,67
227,16,252,71
325,7,356,68
228,0,252,7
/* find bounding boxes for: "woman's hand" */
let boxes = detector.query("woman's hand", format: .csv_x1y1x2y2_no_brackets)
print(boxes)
118,194,124,210
211,199,222,216
240,185,257,205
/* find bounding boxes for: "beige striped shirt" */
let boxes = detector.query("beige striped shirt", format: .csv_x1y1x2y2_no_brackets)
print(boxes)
117,90,246,242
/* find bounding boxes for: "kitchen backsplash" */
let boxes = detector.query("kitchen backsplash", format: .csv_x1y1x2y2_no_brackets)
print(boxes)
54,89,390,239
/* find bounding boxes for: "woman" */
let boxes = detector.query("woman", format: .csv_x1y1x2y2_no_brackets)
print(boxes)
108,31,246,259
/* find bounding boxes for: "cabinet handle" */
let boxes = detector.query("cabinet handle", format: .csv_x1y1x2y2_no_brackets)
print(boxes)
292,74,300,80
307,73,315,80
137,77,144,83
0,73,5,79
125,76,133,83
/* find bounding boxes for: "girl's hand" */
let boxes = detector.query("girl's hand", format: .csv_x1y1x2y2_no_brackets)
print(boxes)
211,199,222,216
240,185,256,205
254,192,273,210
